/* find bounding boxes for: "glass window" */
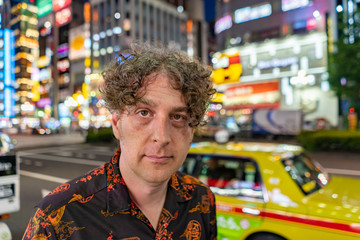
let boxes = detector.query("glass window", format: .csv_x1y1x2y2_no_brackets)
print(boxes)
282,153,330,195
157,8,162,40
169,14,174,41
150,5,154,23
106,0,111,16
180,154,264,200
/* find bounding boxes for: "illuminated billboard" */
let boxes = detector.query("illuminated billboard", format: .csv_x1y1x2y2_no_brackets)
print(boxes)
212,50,242,85
53,0,72,11
0,29,16,117
215,15,232,34
224,81,280,109
282,0,311,12
69,24,89,60
234,3,272,24
56,7,71,26
37,0,53,18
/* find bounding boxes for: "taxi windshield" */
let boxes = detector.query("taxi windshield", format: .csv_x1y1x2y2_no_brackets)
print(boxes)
282,153,330,195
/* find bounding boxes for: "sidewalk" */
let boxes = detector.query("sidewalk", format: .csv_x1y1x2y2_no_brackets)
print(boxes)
10,133,86,151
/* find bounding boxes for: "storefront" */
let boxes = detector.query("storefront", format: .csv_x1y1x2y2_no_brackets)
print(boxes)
212,31,338,129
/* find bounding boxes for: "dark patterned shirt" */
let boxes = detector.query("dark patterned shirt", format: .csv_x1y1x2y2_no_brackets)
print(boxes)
23,148,217,240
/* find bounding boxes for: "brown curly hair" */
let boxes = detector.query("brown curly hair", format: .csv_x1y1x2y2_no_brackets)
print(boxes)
100,43,215,127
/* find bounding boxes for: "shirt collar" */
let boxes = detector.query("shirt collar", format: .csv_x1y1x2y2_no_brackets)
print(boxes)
106,147,193,213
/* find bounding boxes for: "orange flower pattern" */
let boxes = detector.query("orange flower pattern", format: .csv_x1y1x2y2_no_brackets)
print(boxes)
23,148,217,239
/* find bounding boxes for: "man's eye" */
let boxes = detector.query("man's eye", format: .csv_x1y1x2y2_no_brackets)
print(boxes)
173,114,185,121
139,110,149,117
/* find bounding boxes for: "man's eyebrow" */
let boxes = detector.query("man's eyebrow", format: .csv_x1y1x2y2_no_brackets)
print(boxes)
172,106,188,113
138,98,188,112
138,98,154,106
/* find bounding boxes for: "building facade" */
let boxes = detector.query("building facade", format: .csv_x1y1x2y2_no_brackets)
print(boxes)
0,0,206,131
9,1,39,125
88,0,189,127
212,0,339,129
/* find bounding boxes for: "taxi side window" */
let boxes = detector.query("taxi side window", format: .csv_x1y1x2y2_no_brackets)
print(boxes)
182,155,263,200
179,156,198,175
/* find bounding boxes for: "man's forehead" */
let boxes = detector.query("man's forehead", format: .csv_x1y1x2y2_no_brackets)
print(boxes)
142,71,180,89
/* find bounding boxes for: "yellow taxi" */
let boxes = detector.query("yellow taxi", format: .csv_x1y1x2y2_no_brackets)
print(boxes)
181,141,360,240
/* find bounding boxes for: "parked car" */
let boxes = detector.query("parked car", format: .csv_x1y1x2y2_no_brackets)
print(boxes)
180,141,360,240
0,132,15,155
31,126,52,135
0,132,18,240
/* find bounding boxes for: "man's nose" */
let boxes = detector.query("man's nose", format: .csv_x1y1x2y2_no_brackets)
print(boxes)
152,114,171,146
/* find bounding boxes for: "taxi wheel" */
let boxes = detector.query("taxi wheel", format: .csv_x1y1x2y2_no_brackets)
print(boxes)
248,233,286,240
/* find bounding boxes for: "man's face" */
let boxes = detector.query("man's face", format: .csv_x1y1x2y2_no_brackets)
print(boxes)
111,73,195,185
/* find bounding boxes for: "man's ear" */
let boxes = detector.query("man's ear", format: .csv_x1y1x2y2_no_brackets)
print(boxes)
111,112,121,140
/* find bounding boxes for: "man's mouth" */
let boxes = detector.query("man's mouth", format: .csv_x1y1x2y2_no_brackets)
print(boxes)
145,155,173,163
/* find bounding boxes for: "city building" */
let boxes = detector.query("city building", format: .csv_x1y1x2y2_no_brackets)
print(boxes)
0,0,210,131
8,0,39,129
211,0,339,130
88,0,190,127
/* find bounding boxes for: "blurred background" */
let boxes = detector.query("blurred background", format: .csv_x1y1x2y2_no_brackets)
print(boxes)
1,1,360,239
0,0,359,136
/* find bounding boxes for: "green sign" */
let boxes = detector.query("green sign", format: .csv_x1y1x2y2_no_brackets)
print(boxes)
37,0,52,18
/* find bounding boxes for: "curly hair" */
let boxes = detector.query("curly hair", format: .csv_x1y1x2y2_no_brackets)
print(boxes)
100,43,215,127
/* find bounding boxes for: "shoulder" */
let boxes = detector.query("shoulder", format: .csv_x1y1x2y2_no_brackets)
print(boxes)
175,171,206,186
35,163,109,216
173,171,214,197
172,172,216,211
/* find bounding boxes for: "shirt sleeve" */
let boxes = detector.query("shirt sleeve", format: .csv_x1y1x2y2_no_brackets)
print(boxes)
22,207,58,240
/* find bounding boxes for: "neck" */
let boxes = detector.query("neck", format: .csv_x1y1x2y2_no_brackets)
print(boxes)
129,180,168,208
120,165,169,230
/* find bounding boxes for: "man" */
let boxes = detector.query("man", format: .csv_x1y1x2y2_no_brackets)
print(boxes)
23,43,217,239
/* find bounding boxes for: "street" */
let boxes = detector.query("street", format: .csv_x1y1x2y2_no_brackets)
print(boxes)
1,136,360,240
4,143,118,240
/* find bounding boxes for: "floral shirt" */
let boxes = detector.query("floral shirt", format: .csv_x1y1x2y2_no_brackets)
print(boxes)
23,148,217,240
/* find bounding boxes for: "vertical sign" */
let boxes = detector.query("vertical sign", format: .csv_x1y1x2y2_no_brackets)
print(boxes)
4,29,15,117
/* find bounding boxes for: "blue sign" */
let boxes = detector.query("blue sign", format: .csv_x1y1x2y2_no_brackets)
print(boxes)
1,29,15,118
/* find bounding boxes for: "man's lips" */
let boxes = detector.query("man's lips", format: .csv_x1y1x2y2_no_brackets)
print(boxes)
145,155,173,163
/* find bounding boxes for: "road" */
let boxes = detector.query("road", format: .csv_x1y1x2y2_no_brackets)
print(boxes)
3,143,117,240
1,140,360,240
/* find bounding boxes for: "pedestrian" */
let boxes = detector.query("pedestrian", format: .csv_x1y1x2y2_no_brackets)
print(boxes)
23,43,217,240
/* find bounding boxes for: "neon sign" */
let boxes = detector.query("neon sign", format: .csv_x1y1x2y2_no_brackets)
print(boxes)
215,15,232,34
212,51,242,84
37,0,53,17
2,29,15,117
53,0,72,12
257,57,298,69
225,81,280,109
56,7,71,26
282,0,310,12
57,59,70,73
234,3,272,24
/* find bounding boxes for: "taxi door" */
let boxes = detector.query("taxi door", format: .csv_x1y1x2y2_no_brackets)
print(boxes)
182,154,266,240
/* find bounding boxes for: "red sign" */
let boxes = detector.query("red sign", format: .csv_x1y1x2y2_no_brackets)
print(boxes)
56,7,71,26
57,59,70,73
53,0,72,11
224,81,280,109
